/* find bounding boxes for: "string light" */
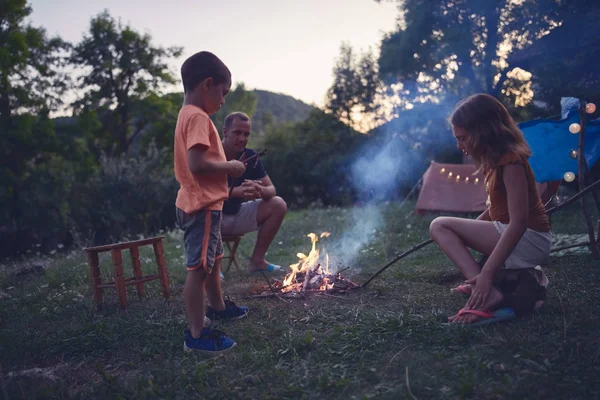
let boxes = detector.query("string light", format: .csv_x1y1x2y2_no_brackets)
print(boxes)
456,175,461,181
564,172,575,182
586,103,596,114
569,123,581,134
448,172,453,179
569,149,578,159
474,178,479,184
465,177,470,183
440,168,446,174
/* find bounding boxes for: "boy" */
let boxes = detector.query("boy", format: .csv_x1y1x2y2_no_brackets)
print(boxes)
174,51,248,353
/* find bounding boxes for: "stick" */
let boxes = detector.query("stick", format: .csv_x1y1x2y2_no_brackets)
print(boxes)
406,366,418,400
550,241,590,253
360,178,600,288
545,178,600,215
336,266,351,275
229,149,268,188
259,271,289,303
362,239,434,288
242,148,267,164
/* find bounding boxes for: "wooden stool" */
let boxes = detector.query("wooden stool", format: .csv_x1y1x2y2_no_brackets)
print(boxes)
84,236,170,310
222,235,243,274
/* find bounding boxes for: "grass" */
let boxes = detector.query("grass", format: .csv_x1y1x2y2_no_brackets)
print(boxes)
1,201,600,399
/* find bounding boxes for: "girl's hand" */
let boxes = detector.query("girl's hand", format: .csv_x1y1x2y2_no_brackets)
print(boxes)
464,273,493,310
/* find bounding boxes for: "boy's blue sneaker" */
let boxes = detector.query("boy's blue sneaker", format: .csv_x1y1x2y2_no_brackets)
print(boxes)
206,297,249,321
183,327,236,353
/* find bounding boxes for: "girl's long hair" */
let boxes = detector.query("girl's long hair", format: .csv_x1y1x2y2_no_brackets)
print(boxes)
450,93,531,177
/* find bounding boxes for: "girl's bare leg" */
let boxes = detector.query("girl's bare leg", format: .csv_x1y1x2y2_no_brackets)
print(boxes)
430,217,504,323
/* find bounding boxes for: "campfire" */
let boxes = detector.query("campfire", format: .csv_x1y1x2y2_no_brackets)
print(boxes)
252,232,359,298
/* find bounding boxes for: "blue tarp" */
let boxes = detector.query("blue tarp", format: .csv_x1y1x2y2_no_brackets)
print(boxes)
519,98,600,183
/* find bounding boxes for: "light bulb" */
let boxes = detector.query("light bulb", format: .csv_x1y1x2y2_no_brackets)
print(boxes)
564,172,576,183
440,168,446,174
448,172,453,178
569,123,581,134
474,178,479,184
465,177,470,183
569,149,578,159
586,103,596,114
456,175,461,180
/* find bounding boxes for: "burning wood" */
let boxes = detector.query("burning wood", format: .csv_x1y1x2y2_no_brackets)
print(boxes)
251,232,360,298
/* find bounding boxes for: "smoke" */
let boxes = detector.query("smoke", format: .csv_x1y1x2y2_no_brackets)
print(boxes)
326,98,458,269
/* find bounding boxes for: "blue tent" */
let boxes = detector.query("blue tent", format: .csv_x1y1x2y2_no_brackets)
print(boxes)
519,98,600,183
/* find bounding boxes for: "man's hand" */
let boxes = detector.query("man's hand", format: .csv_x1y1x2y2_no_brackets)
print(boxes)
239,180,263,200
227,160,246,178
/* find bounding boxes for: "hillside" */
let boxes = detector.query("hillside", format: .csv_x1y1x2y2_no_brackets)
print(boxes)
251,89,315,134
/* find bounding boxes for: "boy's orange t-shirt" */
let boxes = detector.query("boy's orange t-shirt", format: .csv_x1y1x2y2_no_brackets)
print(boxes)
174,105,228,214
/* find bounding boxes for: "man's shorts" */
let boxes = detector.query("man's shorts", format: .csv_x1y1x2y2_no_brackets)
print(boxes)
176,208,223,273
221,200,262,236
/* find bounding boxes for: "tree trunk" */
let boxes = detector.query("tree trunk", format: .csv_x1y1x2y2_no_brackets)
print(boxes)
483,4,501,94
118,103,129,154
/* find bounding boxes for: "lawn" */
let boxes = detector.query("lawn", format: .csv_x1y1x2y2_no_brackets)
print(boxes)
1,201,599,399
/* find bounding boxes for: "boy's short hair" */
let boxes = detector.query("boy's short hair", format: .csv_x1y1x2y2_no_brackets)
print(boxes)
180,51,231,93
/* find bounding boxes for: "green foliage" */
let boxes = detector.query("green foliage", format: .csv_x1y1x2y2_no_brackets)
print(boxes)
262,109,366,207
508,1,600,107
0,0,69,117
211,83,258,133
326,43,382,129
133,91,183,164
0,0,75,256
71,10,182,154
377,0,567,106
252,89,313,135
68,146,178,246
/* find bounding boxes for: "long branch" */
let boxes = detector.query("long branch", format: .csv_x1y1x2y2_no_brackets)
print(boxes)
545,178,600,215
361,239,434,288
361,178,600,288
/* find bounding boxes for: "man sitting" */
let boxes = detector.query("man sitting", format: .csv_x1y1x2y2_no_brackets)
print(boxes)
221,112,287,273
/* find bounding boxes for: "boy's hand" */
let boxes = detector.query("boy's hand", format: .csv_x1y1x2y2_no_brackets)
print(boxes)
227,160,246,178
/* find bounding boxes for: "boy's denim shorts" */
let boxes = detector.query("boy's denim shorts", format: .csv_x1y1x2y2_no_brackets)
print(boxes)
176,208,223,273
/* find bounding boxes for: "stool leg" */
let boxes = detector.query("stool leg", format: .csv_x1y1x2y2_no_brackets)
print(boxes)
153,241,170,299
87,251,103,309
231,237,243,274
112,249,127,310
129,246,144,298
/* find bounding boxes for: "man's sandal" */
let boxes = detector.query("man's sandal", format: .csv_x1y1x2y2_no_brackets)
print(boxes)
248,263,282,274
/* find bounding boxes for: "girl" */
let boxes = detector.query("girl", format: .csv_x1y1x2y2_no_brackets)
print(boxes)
430,93,552,325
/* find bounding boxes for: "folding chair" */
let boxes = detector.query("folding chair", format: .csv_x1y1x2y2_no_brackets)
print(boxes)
222,235,243,275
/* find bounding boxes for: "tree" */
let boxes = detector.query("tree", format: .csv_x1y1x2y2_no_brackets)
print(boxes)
211,83,258,134
71,10,182,154
0,0,69,119
508,1,600,110
377,0,569,107
326,43,382,130
0,0,70,252
262,109,366,206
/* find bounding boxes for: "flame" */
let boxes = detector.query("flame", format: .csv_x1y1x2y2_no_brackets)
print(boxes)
282,232,331,289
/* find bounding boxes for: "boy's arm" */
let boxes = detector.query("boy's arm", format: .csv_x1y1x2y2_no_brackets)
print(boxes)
188,145,245,176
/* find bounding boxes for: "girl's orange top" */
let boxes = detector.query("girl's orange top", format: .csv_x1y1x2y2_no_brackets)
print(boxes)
486,153,550,232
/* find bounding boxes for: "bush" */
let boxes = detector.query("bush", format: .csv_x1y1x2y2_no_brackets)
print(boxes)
69,146,178,247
